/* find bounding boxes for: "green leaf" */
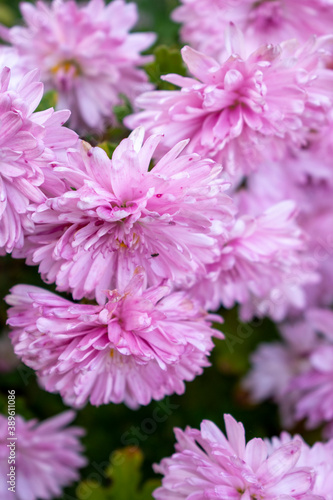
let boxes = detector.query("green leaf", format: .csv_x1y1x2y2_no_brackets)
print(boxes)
145,45,186,90
36,90,58,112
76,447,160,500
113,95,133,123
0,5,15,27
98,142,118,159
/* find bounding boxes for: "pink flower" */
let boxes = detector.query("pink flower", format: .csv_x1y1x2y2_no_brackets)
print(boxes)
1,0,155,132
0,64,77,255
126,32,333,177
244,308,333,436
243,341,310,429
172,0,333,61
0,411,86,500
235,134,333,311
16,127,234,302
290,309,333,435
190,201,317,321
6,268,222,408
153,413,319,499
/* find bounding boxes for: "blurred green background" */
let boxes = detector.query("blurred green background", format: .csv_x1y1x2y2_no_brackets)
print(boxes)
0,1,314,499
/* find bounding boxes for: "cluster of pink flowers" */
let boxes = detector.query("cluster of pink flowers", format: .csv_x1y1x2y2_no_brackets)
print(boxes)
2,0,333,498
154,413,333,499
5,123,317,405
0,411,86,500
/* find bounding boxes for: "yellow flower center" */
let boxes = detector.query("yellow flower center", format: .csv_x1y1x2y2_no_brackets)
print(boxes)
51,59,81,77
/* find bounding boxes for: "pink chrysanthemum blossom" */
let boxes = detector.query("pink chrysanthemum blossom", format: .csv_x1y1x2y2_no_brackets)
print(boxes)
0,64,77,255
15,127,234,302
243,308,333,436
6,268,222,408
0,0,156,132
125,32,333,177
0,411,86,500
235,135,333,311
189,201,318,321
153,413,319,500
172,0,333,61
289,309,333,436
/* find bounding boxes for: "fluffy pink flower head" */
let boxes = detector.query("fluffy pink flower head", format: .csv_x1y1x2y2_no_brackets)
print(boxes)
6,268,222,408
126,30,333,177
1,0,155,132
153,413,319,499
244,308,333,436
0,63,77,255
172,0,333,61
190,201,318,321
0,411,86,500
17,127,234,302
288,309,333,436
234,131,333,311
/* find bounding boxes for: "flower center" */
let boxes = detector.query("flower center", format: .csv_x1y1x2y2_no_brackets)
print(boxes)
115,233,140,251
51,59,81,77
50,60,81,92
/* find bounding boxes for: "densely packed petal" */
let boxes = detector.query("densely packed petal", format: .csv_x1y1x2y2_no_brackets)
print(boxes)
0,411,86,500
189,201,317,320
153,413,321,499
1,0,155,132
15,127,234,302
172,0,333,61
126,33,333,178
235,124,333,312
6,268,222,408
0,61,77,255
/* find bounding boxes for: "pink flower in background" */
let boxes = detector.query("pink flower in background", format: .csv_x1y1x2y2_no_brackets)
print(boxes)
6,268,222,408
153,413,319,499
172,0,333,61
0,65,77,255
190,201,317,321
0,411,86,500
16,128,234,302
289,310,333,436
0,0,155,132
126,33,333,177
235,132,333,311
244,308,333,437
